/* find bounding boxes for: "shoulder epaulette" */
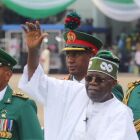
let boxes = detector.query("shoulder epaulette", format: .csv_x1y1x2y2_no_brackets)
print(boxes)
134,119,140,132
123,80,140,105
12,91,29,99
127,80,140,89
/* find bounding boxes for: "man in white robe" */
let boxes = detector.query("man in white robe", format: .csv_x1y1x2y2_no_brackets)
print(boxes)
19,21,138,140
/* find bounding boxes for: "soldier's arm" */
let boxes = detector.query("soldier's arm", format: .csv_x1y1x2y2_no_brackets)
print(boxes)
22,21,48,80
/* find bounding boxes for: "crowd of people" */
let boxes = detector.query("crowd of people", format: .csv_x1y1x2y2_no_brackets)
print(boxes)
114,30,140,73
0,12,140,140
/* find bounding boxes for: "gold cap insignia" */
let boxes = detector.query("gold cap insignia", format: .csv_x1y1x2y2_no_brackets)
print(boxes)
67,31,76,42
12,91,28,99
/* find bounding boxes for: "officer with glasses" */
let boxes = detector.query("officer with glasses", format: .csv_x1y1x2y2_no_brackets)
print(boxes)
19,45,138,139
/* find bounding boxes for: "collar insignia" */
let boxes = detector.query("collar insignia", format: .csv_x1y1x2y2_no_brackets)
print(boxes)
1,110,7,118
6,98,11,103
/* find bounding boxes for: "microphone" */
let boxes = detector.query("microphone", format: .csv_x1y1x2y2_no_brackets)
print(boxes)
83,117,88,123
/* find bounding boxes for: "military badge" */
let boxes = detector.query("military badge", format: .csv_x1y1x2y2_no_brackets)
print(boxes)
0,119,13,139
12,91,28,99
1,110,7,119
67,31,76,42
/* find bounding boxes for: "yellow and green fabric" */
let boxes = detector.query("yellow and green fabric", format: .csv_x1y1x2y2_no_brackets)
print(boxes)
88,50,120,79
0,86,43,140
123,80,140,139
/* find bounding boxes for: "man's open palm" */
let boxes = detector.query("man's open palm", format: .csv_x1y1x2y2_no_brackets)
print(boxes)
22,21,48,49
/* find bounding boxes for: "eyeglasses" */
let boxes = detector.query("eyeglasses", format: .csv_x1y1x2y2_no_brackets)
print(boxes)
85,75,112,84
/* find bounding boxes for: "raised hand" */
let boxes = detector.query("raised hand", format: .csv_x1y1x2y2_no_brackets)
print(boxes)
22,21,48,49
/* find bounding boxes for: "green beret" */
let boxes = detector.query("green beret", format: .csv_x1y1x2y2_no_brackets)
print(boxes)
88,50,120,79
0,48,17,69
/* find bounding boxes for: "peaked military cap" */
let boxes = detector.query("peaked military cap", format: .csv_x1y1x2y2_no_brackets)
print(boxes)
0,48,17,69
63,12,103,54
88,50,120,79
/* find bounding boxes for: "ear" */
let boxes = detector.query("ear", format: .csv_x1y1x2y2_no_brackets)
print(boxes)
86,53,94,60
90,52,94,57
112,80,117,88
5,70,12,82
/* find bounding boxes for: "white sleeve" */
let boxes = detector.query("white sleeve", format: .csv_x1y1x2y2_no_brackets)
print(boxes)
18,64,73,105
102,108,138,140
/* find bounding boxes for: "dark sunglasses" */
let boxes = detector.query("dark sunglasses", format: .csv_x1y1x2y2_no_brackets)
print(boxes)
85,75,112,83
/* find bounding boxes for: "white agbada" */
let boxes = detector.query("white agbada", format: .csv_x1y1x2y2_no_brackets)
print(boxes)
39,48,50,74
18,64,138,140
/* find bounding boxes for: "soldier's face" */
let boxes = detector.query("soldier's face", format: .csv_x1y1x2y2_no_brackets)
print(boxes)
0,66,12,91
85,71,116,103
66,51,93,78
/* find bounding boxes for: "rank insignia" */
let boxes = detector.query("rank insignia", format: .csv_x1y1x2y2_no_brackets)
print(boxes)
12,91,28,99
1,110,7,118
6,98,11,103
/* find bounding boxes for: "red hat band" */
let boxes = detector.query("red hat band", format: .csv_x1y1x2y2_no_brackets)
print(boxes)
66,39,98,54
66,31,98,54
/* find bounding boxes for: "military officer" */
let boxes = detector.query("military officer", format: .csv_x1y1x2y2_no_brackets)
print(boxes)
63,12,124,101
123,80,140,139
0,48,43,140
